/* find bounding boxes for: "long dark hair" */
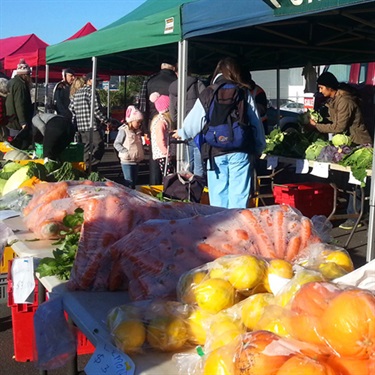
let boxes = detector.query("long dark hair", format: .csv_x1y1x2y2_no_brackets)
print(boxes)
211,57,250,89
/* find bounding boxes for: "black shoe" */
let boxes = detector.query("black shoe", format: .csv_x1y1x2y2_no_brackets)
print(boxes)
339,219,362,230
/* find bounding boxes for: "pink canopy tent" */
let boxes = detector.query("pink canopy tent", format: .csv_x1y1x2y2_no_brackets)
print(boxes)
1,23,98,80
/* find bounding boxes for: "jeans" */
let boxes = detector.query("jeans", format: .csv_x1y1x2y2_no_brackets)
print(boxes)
121,163,139,189
80,130,105,169
187,140,204,177
207,152,253,209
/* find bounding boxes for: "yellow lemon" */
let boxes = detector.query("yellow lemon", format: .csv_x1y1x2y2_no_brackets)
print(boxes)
194,278,236,314
260,319,289,337
319,262,349,280
178,270,208,304
203,346,236,375
263,259,294,293
209,266,228,280
240,293,274,330
207,315,244,351
147,316,188,352
113,319,146,354
325,250,354,272
187,308,213,345
227,255,266,290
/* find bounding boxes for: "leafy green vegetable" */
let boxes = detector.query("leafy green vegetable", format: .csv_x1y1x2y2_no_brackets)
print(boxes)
332,134,351,147
308,109,323,123
44,160,62,174
304,139,330,160
36,208,84,280
339,146,373,186
0,162,23,179
2,162,47,196
47,162,86,182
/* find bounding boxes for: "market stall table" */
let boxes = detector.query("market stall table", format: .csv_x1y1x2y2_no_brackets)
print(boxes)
259,155,372,249
2,215,192,375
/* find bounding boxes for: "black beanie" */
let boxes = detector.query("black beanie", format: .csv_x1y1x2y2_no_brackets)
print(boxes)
317,72,339,90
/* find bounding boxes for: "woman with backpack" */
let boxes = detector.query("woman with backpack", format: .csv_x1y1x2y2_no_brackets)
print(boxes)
172,57,265,209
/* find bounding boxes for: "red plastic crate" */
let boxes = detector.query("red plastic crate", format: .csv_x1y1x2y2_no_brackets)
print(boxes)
273,182,334,218
7,267,38,362
7,261,94,362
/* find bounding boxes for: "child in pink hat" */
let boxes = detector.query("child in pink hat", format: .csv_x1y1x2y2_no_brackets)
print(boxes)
149,92,175,176
113,105,145,188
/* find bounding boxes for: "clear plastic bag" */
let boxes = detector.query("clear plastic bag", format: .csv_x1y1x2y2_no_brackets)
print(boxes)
34,297,76,370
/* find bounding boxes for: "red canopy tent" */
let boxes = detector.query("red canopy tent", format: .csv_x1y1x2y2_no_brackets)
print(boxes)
1,23,98,80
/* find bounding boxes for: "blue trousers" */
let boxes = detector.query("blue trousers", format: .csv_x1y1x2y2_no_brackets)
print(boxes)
121,163,139,189
207,152,253,209
187,140,204,177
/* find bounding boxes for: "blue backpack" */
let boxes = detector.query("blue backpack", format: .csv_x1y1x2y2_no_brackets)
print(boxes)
195,82,252,151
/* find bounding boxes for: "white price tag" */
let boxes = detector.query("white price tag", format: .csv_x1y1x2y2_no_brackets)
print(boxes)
310,162,329,178
267,156,279,170
85,341,135,375
348,171,363,185
295,159,309,174
11,257,35,304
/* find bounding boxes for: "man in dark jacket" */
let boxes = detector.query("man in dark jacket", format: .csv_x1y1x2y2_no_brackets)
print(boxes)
139,61,177,184
52,68,75,120
5,59,34,149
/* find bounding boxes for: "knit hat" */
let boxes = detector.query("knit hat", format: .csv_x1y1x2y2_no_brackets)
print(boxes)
317,72,339,90
0,78,8,97
149,92,170,113
125,105,144,123
16,59,31,75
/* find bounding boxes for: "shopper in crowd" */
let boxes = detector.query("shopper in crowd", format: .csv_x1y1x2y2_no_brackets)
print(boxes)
114,105,145,189
0,77,9,141
70,76,85,99
173,57,265,209
5,59,34,149
32,112,74,160
169,65,206,177
52,68,75,120
309,71,372,230
139,61,177,184
149,92,175,176
69,72,111,170
248,73,269,134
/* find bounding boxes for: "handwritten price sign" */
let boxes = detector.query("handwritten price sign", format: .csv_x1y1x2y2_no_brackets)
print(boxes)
85,341,135,375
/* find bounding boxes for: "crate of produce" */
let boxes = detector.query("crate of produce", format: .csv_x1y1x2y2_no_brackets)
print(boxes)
1,246,16,274
35,142,84,162
273,182,334,218
0,273,7,304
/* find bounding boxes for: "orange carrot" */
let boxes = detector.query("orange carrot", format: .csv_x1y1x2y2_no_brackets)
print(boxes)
300,217,312,250
286,235,302,261
196,243,226,259
240,209,277,258
236,229,250,241
274,210,286,258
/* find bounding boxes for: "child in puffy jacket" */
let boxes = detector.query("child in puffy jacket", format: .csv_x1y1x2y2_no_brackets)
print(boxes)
114,105,145,188
149,92,175,176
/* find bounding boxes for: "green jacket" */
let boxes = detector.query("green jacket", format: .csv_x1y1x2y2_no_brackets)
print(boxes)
315,89,372,146
5,75,33,130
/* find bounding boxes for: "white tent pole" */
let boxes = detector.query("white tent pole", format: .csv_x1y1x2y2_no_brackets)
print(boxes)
44,64,49,112
176,39,188,171
89,56,98,173
366,145,375,261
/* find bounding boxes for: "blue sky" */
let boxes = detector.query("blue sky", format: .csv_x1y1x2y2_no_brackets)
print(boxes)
0,0,146,45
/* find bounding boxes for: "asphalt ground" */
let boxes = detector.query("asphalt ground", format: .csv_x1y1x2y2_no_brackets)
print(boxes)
0,146,370,374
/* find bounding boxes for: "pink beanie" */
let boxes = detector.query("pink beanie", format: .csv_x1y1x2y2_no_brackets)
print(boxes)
149,92,170,113
125,105,144,123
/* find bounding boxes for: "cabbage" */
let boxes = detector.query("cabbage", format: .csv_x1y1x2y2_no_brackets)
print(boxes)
332,134,351,147
0,162,23,179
